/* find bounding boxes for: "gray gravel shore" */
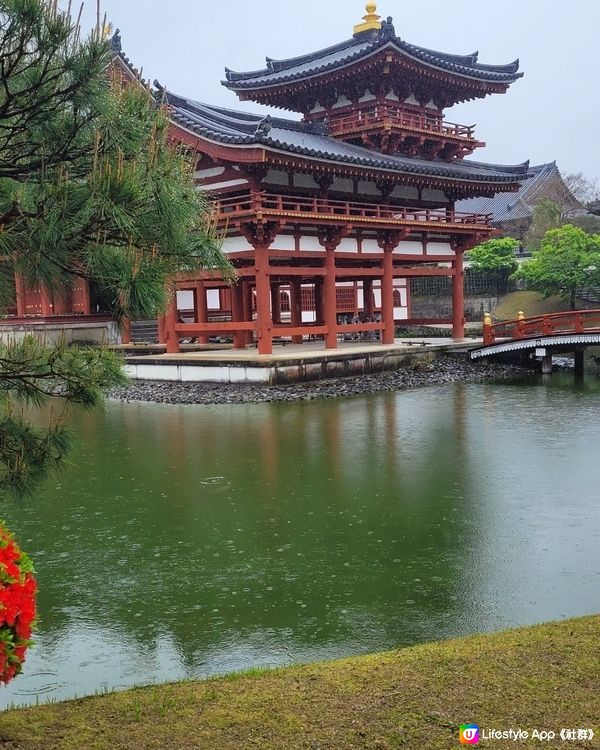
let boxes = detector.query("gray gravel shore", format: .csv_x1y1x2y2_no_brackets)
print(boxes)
110,355,529,406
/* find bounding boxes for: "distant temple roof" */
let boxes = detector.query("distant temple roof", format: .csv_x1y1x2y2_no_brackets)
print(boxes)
223,19,522,91
456,163,578,222
164,90,529,184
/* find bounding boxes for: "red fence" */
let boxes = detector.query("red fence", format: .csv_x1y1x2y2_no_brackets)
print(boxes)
327,108,476,140
483,309,600,346
216,193,492,229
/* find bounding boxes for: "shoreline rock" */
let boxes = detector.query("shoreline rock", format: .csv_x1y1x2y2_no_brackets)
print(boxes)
109,355,531,406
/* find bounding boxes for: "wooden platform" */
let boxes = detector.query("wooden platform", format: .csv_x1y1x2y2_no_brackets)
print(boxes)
122,339,478,384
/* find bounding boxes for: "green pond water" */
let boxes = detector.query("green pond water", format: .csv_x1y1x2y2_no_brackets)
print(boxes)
1,375,600,708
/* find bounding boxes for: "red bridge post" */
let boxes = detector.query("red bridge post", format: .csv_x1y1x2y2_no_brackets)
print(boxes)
483,313,494,345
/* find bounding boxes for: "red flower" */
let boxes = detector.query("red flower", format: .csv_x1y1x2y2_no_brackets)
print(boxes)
0,523,37,685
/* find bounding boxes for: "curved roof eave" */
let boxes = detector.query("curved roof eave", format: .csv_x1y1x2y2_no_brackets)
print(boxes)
223,36,523,91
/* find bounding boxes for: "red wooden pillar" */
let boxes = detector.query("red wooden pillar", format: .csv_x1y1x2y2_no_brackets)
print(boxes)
242,280,254,345
14,273,26,317
158,315,166,344
121,317,132,345
363,279,374,317
53,288,71,315
314,279,324,325
254,244,273,355
80,280,92,315
452,250,466,340
382,248,395,344
290,279,303,344
271,283,281,325
194,281,209,345
324,247,338,349
231,283,246,349
118,291,132,344
40,285,52,317
165,286,180,354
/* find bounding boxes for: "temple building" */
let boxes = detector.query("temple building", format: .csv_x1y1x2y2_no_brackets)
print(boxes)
457,162,580,243
8,3,529,354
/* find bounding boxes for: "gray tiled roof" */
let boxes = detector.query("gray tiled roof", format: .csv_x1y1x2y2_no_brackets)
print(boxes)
166,92,528,185
456,163,575,222
223,32,522,90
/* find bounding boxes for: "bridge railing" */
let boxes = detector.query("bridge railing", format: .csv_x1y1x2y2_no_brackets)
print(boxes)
483,309,600,345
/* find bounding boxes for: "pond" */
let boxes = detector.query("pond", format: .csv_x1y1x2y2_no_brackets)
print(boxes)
1,375,599,708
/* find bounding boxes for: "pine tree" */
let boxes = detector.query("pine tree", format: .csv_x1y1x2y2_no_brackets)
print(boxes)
0,0,229,493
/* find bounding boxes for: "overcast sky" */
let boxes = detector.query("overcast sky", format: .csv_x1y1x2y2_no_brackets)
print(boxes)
77,0,599,179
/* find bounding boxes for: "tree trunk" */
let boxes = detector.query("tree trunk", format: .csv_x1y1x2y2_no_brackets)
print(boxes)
570,287,577,311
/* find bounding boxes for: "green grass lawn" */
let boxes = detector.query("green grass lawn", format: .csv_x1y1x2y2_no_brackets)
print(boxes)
0,616,598,749
493,291,572,321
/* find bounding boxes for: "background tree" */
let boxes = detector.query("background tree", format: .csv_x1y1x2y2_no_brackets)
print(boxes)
524,198,565,250
515,225,600,310
466,238,519,274
525,174,600,248
563,172,600,208
0,0,229,493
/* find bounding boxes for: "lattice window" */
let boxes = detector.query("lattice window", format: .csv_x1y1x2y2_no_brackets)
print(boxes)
336,287,356,311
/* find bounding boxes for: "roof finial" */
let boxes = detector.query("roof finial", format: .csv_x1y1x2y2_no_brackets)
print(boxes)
353,1,382,36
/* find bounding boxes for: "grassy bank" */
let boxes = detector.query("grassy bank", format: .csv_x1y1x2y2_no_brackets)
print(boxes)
0,616,598,749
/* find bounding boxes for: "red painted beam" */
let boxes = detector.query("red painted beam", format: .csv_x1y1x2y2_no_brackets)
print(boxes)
271,325,329,336
175,321,257,333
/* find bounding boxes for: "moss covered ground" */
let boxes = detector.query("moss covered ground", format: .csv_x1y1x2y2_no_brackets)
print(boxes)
0,616,597,749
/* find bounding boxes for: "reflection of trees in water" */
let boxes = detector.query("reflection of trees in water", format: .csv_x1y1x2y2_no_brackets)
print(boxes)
5,387,478,666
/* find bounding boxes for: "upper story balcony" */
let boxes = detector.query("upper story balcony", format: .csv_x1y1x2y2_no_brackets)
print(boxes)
215,192,493,237
325,105,485,159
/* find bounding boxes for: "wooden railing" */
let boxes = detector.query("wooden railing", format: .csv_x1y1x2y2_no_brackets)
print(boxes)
327,107,476,140
216,193,492,228
483,310,600,346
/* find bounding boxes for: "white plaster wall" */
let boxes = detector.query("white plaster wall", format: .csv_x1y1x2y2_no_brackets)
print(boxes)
332,95,352,109
391,185,419,200
194,167,225,179
294,173,319,189
198,179,248,192
338,237,359,253
359,89,376,102
0,321,119,346
422,189,447,202
331,178,354,194
361,239,382,254
395,240,423,255
221,237,253,254
272,234,296,251
427,242,455,257
357,180,381,197
299,236,323,251
264,169,288,186
177,290,194,310
207,290,221,310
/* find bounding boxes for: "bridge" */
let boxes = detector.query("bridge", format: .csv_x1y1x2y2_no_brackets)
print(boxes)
470,309,600,374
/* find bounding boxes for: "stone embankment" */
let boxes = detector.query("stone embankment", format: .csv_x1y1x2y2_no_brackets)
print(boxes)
110,355,528,405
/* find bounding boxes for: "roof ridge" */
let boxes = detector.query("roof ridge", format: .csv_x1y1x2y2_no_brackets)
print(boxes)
224,33,523,92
